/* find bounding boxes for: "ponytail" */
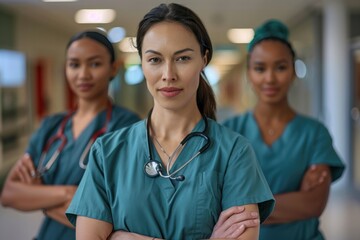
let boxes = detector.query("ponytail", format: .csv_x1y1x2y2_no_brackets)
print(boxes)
197,73,216,121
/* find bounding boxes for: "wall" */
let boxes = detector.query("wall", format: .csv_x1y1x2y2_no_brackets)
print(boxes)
0,6,71,171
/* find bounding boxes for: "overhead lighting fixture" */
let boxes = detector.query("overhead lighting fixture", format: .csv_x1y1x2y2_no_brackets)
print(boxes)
125,65,144,85
204,66,220,86
42,0,77,2
108,27,126,43
75,9,116,24
295,59,307,79
227,28,254,44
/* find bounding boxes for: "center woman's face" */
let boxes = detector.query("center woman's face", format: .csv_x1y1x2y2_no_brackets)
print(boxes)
141,21,207,112
247,40,295,105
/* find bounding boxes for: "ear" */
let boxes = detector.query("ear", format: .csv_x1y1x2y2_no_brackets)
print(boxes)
110,59,122,80
202,50,208,68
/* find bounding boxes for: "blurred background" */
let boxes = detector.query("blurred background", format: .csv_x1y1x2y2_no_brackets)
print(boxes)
0,0,360,239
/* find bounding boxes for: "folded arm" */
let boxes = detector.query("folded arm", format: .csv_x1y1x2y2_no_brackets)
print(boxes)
107,204,259,240
264,164,331,224
45,199,75,228
0,154,76,212
76,216,113,240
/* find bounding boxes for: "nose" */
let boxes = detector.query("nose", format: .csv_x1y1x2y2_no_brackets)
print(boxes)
264,69,276,83
79,65,91,79
162,62,176,81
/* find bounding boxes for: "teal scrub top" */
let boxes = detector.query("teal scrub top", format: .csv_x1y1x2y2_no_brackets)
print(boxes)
66,118,275,240
26,105,140,240
223,111,345,240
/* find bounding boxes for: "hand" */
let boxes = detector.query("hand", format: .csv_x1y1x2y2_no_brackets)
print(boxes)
210,206,259,239
11,153,42,185
301,165,329,192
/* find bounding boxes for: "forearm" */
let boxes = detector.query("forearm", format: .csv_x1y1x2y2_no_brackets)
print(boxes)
264,188,329,224
108,231,160,240
1,181,74,211
45,203,74,228
76,216,113,240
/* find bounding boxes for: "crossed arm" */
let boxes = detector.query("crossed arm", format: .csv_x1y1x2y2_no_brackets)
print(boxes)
263,164,331,224
75,204,260,240
0,153,77,228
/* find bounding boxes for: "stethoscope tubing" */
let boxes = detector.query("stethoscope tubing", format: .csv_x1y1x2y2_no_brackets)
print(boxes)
144,109,210,180
35,103,112,177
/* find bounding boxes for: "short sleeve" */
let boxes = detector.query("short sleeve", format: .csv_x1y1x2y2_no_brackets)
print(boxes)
222,140,275,223
66,140,112,226
310,124,345,182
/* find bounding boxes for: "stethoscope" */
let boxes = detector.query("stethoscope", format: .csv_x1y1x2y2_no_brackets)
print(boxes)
144,110,210,181
33,103,112,178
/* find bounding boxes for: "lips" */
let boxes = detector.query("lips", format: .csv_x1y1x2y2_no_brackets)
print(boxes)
158,87,182,97
77,83,94,91
262,86,279,96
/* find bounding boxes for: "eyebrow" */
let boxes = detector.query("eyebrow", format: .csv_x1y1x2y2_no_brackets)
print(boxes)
144,48,195,55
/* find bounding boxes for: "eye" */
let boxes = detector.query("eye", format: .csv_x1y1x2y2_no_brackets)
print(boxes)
276,64,288,71
90,61,102,68
148,57,161,64
176,56,191,62
68,62,79,68
253,66,265,73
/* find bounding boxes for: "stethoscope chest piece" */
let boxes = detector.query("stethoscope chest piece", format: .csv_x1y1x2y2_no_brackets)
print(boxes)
144,160,162,177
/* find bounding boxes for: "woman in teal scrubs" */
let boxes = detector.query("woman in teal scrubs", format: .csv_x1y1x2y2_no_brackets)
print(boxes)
66,3,274,240
223,19,345,240
0,30,140,240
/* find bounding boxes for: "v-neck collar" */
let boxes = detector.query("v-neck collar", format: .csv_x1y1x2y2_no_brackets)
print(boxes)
68,108,107,143
249,111,298,148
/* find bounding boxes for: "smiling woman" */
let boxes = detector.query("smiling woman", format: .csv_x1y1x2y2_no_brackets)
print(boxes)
223,19,345,240
0,30,140,240
66,3,274,240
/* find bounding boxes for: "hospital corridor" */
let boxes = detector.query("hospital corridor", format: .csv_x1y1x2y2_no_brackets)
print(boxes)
1,0,360,239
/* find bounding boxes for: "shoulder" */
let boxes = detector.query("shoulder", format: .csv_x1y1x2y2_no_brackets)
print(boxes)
98,120,145,146
37,112,67,130
209,118,253,151
294,114,330,135
92,120,146,160
109,105,141,130
222,111,252,130
112,105,141,121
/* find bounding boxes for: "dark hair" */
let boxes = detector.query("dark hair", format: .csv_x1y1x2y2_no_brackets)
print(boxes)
66,30,115,63
136,3,216,120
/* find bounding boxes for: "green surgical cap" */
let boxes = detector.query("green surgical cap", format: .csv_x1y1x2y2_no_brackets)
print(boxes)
247,19,289,52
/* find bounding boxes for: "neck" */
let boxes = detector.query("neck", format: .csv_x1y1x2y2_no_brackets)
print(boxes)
254,101,294,122
149,106,202,140
75,97,110,117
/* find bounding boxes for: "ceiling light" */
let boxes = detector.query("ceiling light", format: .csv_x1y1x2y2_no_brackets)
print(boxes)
227,28,254,44
125,65,144,85
295,59,307,79
75,9,116,24
204,66,220,86
108,27,126,43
